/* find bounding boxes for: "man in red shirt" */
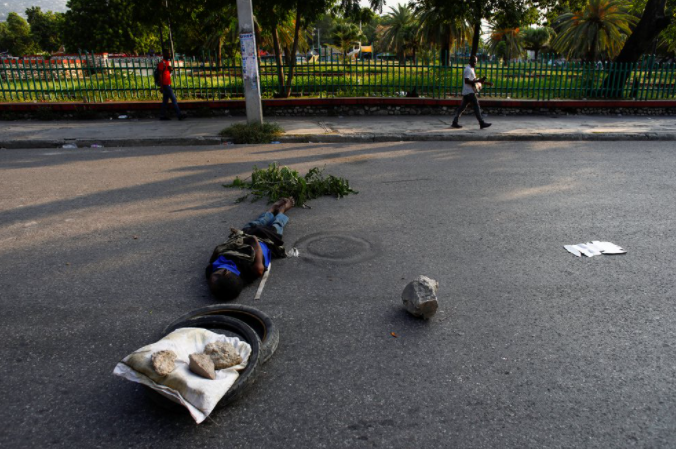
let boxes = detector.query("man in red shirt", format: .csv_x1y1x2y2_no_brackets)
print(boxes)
158,49,186,121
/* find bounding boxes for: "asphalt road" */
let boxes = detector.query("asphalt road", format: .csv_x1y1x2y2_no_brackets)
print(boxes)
1,141,675,448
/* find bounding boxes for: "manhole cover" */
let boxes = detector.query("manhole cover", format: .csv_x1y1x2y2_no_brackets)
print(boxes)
293,232,378,264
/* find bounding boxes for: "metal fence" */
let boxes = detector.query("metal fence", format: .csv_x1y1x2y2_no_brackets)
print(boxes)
1,53,675,102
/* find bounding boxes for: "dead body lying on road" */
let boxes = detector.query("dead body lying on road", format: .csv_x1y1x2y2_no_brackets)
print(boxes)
205,197,295,300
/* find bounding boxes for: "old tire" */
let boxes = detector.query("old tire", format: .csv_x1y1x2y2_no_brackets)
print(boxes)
147,315,262,412
163,305,279,364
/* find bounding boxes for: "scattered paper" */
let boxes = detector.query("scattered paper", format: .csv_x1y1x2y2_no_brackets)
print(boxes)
563,245,581,257
564,241,626,257
118,115,128,119
286,248,299,257
62,144,77,149
590,241,626,255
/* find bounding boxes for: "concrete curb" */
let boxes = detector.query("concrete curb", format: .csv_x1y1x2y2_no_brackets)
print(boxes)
279,132,676,143
3,133,676,149
0,136,227,150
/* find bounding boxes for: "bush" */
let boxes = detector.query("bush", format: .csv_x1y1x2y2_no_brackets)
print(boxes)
220,122,283,144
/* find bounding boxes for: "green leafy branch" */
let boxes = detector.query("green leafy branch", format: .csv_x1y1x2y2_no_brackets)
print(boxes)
223,163,358,206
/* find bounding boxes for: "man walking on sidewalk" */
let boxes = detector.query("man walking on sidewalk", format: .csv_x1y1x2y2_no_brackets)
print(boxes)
451,55,491,129
158,49,186,121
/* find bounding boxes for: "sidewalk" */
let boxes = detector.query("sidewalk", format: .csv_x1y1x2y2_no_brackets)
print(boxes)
2,115,676,149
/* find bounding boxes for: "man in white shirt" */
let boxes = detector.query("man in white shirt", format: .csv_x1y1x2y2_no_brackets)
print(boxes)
451,55,492,129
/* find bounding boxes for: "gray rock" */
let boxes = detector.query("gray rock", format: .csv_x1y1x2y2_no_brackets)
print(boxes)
402,275,439,319
189,354,216,380
151,350,177,376
204,341,242,370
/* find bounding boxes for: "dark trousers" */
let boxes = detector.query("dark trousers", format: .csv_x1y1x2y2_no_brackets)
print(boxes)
160,85,182,118
453,93,483,124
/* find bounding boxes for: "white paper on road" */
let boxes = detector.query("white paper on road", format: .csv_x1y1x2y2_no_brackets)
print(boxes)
564,241,626,257
564,245,582,257
579,242,602,256
591,241,626,254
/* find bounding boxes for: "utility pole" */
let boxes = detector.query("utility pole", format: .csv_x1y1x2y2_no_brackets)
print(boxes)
236,0,263,124
165,0,175,58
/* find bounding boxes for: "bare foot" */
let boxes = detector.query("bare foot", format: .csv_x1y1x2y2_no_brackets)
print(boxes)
271,197,295,215
269,198,286,214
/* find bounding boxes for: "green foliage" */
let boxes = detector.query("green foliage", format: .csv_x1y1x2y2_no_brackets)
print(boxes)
224,163,358,206
543,0,589,25
63,0,159,53
26,7,65,53
332,22,364,57
414,0,472,59
487,24,525,64
2,12,40,56
380,5,418,64
552,0,637,61
220,122,284,144
521,27,556,60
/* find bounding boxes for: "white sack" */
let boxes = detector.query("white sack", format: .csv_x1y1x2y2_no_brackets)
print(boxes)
113,327,251,424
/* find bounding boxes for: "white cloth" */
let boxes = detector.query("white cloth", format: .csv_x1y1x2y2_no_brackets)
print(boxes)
113,328,251,424
462,65,477,96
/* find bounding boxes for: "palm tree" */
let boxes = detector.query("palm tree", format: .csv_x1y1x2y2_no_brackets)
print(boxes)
521,27,556,60
487,25,524,65
551,0,637,61
202,7,239,66
332,22,364,60
379,5,418,64
415,2,472,65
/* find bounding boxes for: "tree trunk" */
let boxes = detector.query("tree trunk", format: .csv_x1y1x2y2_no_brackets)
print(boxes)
471,20,481,57
159,25,165,51
271,25,285,93
283,6,302,98
588,28,598,63
602,0,671,97
616,0,670,64
440,27,451,66
282,46,291,66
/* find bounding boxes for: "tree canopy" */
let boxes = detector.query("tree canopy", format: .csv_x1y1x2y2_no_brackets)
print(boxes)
0,0,675,63
63,0,159,53
1,12,40,56
551,0,637,61
25,7,64,53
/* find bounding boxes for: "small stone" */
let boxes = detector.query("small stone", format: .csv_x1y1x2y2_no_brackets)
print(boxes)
189,353,216,380
204,341,242,369
151,350,177,376
402,275,439,319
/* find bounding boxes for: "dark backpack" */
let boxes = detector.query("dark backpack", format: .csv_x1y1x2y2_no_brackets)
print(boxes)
153,65,162,86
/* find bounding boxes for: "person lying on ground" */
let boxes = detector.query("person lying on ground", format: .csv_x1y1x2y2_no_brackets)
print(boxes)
206,197,295,301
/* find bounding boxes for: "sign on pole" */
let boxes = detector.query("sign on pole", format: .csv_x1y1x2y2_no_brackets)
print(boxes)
236,0,263,124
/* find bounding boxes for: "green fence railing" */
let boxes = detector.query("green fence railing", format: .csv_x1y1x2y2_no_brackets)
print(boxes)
1,53,675,102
